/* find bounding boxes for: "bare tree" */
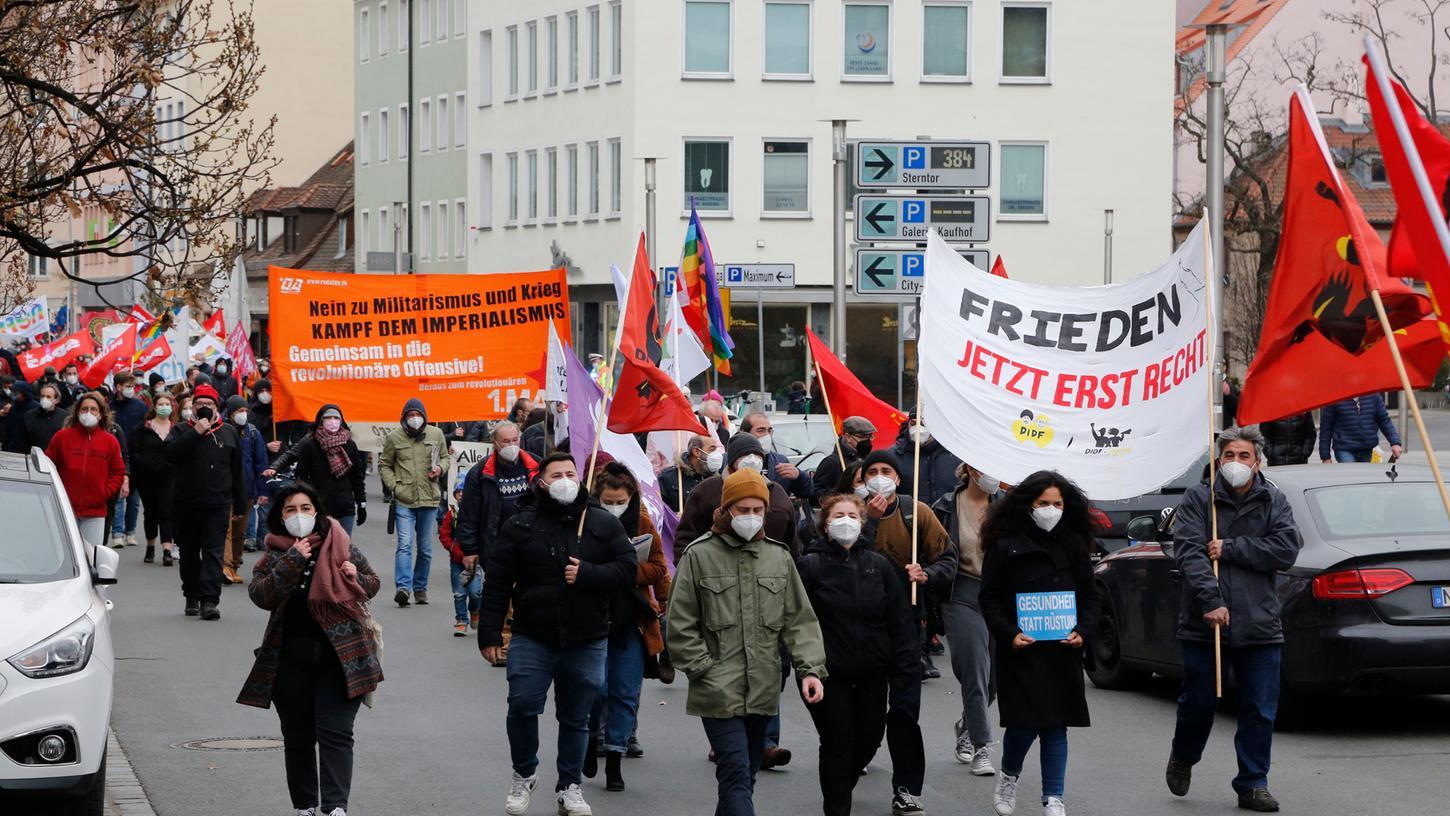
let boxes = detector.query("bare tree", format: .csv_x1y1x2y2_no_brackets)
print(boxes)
0,0,276,312
1322,0,1450,117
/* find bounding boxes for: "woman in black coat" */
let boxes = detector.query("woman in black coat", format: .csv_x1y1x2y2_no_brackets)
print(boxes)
265,404,367,535
130,392,182,565
978,471,1101,816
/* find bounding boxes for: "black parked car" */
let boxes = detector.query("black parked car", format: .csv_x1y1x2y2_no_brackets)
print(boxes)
1088,464,1450,700
1090,456,1208,554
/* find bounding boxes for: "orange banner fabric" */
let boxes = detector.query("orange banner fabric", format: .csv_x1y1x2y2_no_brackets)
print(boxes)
268,266,571,423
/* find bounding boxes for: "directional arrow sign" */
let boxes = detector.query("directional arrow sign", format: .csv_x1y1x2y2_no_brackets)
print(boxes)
853,194,991,243
853,248,990,296
715,263,796,289
854,141,991,189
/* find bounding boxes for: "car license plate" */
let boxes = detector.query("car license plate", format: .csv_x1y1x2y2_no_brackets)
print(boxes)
1433,587,1450,609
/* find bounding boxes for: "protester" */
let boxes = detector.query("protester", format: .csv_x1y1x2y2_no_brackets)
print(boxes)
667,468,827,816
103,399,131,549
1260,412,1316,467
978,471,1102,816
379,398,446,607
581,461,668,792
22,382,68,452
798,492,917,816
1167,426,1301,813
931,462,1001,776
438,486,481,637
698,394,732,446
223,395,270,584
60,362,86,405
785,380,809,415
677,433,798,559
479,452,635,816
3,380,36,452
507,396,535,426
130,392,181,565
1318,394,1402,463
520,407,549,460
177,393,194,423
212,356,240,402
659,433,721,513
238,482,383,816
812,416,877,499
165,383,249,620
1221,379,1240,430
892,415,963,507
45,392,125,549
266,405,368,535
108,371,148,549
739,412,813,500
244,380,277,550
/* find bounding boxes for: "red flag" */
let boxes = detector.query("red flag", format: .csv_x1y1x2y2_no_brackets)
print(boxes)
1238,87,1444,425
805,327,908,450
224,321,257,380
203,309,227,340
81,324,137,389
607,235,707,435
990,256,1009,279
134,336,173,372
125,304,156,326
18,331,95,381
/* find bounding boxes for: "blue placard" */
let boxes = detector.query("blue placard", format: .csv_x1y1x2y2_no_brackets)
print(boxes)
1016,591,1078,641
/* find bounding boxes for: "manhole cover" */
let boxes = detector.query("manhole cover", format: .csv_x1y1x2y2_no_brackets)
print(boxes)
172,737,284,752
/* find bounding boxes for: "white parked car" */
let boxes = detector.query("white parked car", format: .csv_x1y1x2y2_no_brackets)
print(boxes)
0,450,117,815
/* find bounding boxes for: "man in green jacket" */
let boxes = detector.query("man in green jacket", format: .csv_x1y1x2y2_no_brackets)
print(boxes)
379,397,446,607
667,468,828,816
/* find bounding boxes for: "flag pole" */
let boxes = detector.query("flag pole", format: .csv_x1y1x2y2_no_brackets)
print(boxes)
579,270,633,537
812,357,845,467
1201,208,1223,699
909,377,924,606
1364,38,1450,527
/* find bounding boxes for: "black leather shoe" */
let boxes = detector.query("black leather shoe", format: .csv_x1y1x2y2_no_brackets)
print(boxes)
582,736,599,778
1166,757,1192,797
199,602,221,621
1238,788,1280,812
625,735,644,758
184,600,199,616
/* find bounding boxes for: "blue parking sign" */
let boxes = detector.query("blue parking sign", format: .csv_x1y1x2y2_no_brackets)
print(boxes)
902,254,925,277
903,199,926,223
726,266,744,284
903,146,926,169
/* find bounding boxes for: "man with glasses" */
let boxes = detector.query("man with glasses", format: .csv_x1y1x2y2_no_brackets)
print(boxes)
740,412,813,501
812,416,878,500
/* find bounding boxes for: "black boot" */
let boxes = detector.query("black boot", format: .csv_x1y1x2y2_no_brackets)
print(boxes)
143,544,155,564
583,736,599,778
604,752,624,792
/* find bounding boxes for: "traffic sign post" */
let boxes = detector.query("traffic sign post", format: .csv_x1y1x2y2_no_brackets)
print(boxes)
853,248,990,296
855,141,991,189
855,194,992,243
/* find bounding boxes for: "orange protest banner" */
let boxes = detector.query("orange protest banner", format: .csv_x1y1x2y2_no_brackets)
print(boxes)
268,266,571,423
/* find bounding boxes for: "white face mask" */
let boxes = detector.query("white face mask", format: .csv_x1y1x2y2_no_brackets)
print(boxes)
78,412,99,429
704,449,725,473
64,375,78,386
827,516,861,546
730,513,764,541
854,485,870,500
120,387,135,399
497,444,521,463
1031,505,1064,532
284,512,316,538
181,408,194,421
866,475,897,497
911,425,932,445
1220,460,1254,489
322,417,342,433
548,477,580,505
258,392,273,404
756,433,775,453
736,454,764,473
603,502,629,518
406,415,424,430
233,411,249,426
39,397,55,411
975,474,1001,496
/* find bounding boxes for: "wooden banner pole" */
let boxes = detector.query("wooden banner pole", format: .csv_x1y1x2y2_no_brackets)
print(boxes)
813,358,845,468
1201,210,1224,699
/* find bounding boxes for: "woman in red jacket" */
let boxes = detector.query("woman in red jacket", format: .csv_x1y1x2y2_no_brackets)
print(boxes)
45,392,126,549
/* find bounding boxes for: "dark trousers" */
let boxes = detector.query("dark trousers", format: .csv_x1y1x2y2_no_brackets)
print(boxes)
1172,641,1281,794
806,676,888,816
175,506,229,603
273,638,362,813
701,715,771,816
136,476,174,542
885,645,926,796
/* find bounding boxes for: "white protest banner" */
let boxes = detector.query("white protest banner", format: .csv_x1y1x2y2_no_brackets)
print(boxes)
0,298,49,338
919,223,1213,500
545,321,569,403
447,441,490,508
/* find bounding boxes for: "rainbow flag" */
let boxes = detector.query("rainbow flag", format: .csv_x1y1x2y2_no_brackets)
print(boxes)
680,202,734,375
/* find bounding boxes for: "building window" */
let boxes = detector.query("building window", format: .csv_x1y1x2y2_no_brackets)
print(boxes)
454,0,465,36
438,200,449,261
379,2,389,56
399,0,409,51
379,207,391,252
567,144,579,216
435,0,447,39
684,1,731,76
479,31,493,106
527,150,540,220
361,210,371,254
587,141,600,216
546,147,559,218
547,17,559,89
420,0,430,43
479,153,494,229
764,1,810,78
436,94,448,152
587,5,601,82
763,140,808,213
379,108,389,162
1000,142,1047,217
507,153,519,222
419,204,431,258
843,2,889,78
359,7,370,62
456,199,467,257
27,254,47,278
526,20,539,94
1002,3,1049,81
336,214,349,258
399,103,409,158
359,112,370,164
609,138,622,214
923,3,969,79
684,139,730,212
419,98,432,152
454,92,466,145
609,2,622,78
507,26,519,97
567,12,580,85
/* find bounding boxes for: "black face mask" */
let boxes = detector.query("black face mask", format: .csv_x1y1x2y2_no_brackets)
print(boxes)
855,439,872,457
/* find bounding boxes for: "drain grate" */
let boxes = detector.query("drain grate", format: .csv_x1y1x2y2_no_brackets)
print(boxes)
172,737,284,752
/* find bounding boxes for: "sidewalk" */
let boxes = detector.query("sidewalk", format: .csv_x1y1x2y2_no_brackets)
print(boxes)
105,731,157,816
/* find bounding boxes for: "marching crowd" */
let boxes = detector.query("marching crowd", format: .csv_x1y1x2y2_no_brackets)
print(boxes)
1,350,1327,816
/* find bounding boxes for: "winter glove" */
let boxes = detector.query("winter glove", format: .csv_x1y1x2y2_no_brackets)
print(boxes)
356,502,368,526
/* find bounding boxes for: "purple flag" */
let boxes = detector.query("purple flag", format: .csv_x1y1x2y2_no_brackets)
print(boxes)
565,344,604,477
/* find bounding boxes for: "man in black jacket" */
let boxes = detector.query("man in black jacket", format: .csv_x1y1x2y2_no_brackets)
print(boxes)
891,414,962,507
1259,412,1316,466
479,452,634,816
811,415,877,501
22,382,68,452
658,433,720,514
1167,426,1302,813
163,383,248,621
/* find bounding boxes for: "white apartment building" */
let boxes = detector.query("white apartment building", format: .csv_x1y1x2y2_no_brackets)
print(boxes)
459,0,1173,402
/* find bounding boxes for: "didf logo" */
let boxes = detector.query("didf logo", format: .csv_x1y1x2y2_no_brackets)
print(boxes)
1011,410,1054,448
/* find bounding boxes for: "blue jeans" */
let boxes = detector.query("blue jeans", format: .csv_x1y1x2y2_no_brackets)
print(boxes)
393,505,436,593
1001,726,1068,802
1172,641,1281,794
337,514,355,536
449,562,482,623
112,491,141,536
765,647,790,750
702,715,771,816
505,634,606,790
588,628,645,752
1334,448,1373,463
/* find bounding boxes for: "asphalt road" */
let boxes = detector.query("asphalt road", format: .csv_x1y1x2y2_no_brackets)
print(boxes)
103,485,1450,816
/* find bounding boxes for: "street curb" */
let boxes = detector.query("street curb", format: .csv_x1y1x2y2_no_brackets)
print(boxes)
105,730,158,816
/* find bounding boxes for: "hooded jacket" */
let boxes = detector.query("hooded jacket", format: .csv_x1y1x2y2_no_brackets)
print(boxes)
247,380,275,439
269,404,368,518
478,487,636,650
3,382,36,453
164,418,249,514
226,399,269,499
45,424,126,517
456,448,540,560
1261,412,1317,466
378,398,447,508
797,536,916,684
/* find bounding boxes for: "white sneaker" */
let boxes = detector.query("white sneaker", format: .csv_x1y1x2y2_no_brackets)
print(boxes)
993,773,1020,816
1044,797,1067,816
323,809,346,816
110,533,125,548
556,783,592,815
125,533,138,546
506,771,537,815
953,720,973,764
294,810,315,816
970,744,997,776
